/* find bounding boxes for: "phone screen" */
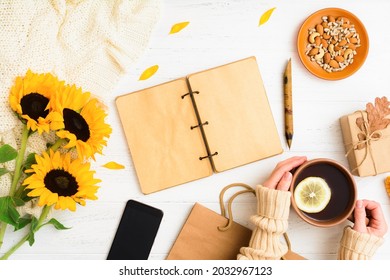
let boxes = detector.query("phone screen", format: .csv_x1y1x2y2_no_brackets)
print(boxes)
107,200,163,260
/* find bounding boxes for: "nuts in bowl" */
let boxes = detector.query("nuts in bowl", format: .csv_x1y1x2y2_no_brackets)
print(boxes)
297,8,369,80
306,16,360,73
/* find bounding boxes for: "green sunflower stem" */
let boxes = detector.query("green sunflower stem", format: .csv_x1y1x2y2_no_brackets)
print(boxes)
0,125,30,250
10,125,30,196
0,233,29,260
49,138,67,152
0,224,6,250
0,206,51,260
37,205,51,226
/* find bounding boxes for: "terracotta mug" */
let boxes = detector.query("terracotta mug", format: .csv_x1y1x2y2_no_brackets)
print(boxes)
290,158,357,227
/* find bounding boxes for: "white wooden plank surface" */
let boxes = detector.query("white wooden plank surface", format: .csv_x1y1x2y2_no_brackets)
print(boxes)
1,0,389,260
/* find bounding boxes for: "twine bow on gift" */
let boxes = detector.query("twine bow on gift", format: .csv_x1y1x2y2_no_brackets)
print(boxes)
345,110,385,175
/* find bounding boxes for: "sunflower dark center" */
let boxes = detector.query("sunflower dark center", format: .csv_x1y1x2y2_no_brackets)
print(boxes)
63,108,90,142
20,93,50,121
44,169,78,197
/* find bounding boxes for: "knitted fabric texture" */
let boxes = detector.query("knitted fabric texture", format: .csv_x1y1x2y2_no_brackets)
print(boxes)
0,0,160,199
0,0,160,132
237,185,291,260
338,226,384,260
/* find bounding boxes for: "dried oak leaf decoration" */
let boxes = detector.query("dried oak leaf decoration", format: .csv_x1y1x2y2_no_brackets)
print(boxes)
355,96,390,149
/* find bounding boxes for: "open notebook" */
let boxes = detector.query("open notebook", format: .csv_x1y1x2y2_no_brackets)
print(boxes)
116,57,282,194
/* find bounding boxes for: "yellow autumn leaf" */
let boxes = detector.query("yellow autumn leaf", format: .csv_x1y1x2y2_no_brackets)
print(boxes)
139,65,159,81
385,176,390,197
169,21,190,34
259,7,276,26
102,161,125,170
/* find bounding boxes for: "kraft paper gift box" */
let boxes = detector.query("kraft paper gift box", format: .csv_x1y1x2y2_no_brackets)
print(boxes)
340,101,390,177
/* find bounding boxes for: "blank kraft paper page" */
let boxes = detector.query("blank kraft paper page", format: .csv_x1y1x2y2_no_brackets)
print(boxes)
187,57,282,172
116,78,212,194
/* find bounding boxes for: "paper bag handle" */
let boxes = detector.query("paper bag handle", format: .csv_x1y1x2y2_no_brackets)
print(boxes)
218,183,255,231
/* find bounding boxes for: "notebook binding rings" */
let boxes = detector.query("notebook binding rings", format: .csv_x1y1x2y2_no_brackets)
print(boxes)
191,121,209,130
199,151,218,161
181,91,199,99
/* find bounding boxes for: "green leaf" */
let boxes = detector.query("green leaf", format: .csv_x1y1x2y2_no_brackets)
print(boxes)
14,216,32,231
40,218,70,231
0,196,20,227
28,217,38,246
0,144,18,163
30,216,38,232
19,188,34,203
12,197,25,207
0,168,9,177
28,233,35,246
22,153,36,171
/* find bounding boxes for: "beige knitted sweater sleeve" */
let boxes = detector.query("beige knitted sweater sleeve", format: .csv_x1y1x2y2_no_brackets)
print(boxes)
338,226,384,260
237,185,291,260
237,185,384,260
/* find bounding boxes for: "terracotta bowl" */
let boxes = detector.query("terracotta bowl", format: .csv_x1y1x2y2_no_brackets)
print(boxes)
290,158,357,227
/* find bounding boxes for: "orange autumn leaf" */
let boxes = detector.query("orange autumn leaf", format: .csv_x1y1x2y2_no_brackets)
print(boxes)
102,161,125,170
259,7,276,26
385,176,390,197
139,65,159,80
169,21,190,34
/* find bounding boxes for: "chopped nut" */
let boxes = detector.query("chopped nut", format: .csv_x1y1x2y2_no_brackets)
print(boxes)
306,15,361,73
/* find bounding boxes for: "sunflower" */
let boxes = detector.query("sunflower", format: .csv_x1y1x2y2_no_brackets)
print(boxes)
49,84,91,131
9,70,62,134
23,150,101,211
50,86,112,159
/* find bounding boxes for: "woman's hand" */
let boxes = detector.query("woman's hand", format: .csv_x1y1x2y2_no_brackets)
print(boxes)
263,156,307,191
353,199,388,238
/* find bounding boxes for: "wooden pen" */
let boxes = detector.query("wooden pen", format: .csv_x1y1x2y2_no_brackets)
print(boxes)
284,58,293,149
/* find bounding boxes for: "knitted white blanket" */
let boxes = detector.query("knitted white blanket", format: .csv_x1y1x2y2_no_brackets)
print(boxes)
0,0,161,197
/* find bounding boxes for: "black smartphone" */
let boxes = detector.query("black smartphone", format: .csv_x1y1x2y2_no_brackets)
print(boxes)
107,199,163,260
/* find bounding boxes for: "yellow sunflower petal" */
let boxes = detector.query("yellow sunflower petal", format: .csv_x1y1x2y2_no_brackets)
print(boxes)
55,197,67,211
37,189,51,207
24,179,45,190
102,161,125,170
169,21,190,34
58,130,77,148
259,7,276,26
27,187,46,197
74,197,87,206
66,197,77,212
47,192,59,206
139,65,159,81
48,111,65,131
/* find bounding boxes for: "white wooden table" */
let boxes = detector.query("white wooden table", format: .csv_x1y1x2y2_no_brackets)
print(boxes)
3,0,390,260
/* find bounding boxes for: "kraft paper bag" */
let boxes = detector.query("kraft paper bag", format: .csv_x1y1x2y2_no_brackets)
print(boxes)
166,183,305,260
166,203,252,260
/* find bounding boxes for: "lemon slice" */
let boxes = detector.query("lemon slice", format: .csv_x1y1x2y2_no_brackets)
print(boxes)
294,177,331,213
